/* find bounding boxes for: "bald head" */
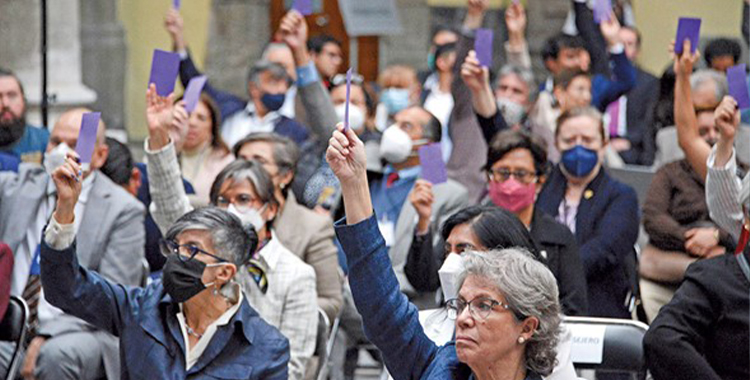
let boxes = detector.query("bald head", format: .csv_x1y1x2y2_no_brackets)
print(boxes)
48,108,109,172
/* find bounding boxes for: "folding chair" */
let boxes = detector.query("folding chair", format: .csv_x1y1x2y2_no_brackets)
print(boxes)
563,316,648,380
0,296,29,380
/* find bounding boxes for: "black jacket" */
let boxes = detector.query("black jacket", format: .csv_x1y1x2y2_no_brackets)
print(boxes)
644,247,750,380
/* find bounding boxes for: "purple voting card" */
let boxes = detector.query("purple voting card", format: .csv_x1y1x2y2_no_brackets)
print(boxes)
474,29,493,68
728,64,750,110
148,49,180,97
593,0,612,24
293,0,313,16
183,75,208,113
173,0,180,10
674,18,701,54
343,68,353,132
419,143,448,185
75,112,100,169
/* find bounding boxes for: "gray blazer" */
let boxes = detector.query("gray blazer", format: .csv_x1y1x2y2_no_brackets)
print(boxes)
0,165,145,377
385,179,469,307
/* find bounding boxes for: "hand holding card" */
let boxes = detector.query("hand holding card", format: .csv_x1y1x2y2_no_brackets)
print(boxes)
474,29,493,68
75,112,101,172
343,68,353,132
293,0,313,16
727,64,750,110
674,17,701,54
593,0,612,24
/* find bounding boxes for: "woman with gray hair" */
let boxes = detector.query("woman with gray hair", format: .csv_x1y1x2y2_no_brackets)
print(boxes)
326,123,562,380
39,155,290,378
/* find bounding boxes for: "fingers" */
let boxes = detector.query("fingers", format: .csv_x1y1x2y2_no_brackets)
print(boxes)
329,131,350,156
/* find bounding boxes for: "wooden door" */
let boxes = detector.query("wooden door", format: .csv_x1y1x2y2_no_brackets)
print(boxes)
270,0,380,81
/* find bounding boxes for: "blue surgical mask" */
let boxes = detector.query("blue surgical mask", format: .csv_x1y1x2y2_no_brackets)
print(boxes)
260,93,286,112
381,88,410,115
561,145,599,178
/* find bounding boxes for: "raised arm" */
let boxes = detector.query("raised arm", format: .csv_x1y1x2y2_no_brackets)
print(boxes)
143,85,194,234
572,0,609,77
591,16,636,110
326,124,439,380
461,50,510,143
673,40,712,180
504,2,531,70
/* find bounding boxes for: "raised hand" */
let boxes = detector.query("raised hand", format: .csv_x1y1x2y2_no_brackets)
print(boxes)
505,2,527,43
464,0,489,29
279,10,309,60
146,84,175,150
164,8,186,52
461,50,490,93
714,95,740,143
600,12,621,47
326,123,367,185
670,39,700,78
409,179,435,235
51,154,83,224
170,100,189,152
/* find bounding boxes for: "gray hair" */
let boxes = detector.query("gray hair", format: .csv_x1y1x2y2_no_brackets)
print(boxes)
165,207,258,267
261,42,291,61
496,64,537,101
209,159,279,211
247,60,291,88
690,69,728,104
457,249,561,376
232,132,300,197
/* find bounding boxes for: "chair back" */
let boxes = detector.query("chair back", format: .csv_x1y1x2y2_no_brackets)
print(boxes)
563,316,648,377
0,296,29,380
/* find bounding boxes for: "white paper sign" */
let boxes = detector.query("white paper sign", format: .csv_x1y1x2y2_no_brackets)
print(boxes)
569,324,606,364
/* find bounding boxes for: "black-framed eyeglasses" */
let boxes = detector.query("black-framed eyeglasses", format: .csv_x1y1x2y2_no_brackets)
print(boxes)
331,73,365,87
445,297,512,321
488,168,538,184
160,239,228,263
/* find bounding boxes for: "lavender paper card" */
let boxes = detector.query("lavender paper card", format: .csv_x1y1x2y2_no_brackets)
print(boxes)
474,29,493,68
343,68,353,132
728,64,750,110
148,49,181,97
419,143,448,185
75,112,101,168
183,75,208,113
674,18,701,54
293,0,313,15
173,0,180,10
593,0,612,24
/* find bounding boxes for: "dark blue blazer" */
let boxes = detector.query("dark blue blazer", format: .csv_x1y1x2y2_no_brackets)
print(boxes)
536,165,639,318
40,239,290,380
179,51,310,146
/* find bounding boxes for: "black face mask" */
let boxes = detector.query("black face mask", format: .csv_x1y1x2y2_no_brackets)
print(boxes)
0,113,26,148
162,255,213,303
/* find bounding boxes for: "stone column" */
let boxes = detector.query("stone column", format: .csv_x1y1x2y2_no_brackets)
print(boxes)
0,0,97,129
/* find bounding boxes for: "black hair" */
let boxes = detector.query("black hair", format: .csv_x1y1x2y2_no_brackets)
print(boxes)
100,137,134,186
434,42,457,59
486,129,549,176
440,205,539,258
542,34,586,63
307,35,342,53
430,25,459,44
704,38,742,67
553,68,590,90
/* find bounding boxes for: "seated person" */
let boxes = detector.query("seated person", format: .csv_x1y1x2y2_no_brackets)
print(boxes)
536,107,639,318
640,119,733,322
144,85,318,380
369,106,468,307
40,166,290,379
0,109,145,380
0,68,49,165
233,132,343,321
178,93,234,207
326,123,563,380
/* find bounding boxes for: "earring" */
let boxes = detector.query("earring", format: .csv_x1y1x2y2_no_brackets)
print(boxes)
518,337,526,344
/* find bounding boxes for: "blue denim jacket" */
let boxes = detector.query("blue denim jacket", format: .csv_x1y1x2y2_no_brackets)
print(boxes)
334,215,541,380
40,240,290,380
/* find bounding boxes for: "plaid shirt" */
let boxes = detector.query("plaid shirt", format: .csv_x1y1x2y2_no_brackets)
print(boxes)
145,140,318,379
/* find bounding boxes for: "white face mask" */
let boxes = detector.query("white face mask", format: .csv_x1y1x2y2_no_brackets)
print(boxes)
334,103,366,133
227,204,267,234
496,98,527,126
379,124,416,164
438,253,465,301
43,142,73,176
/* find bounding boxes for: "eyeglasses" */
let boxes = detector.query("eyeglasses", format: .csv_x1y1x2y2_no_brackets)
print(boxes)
331,73,365,87
160,240,228,263
488,168,537,184
445,297,512,321
216,193,262,213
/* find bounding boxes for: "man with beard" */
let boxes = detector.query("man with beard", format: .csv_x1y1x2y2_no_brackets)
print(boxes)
0,69,49,165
